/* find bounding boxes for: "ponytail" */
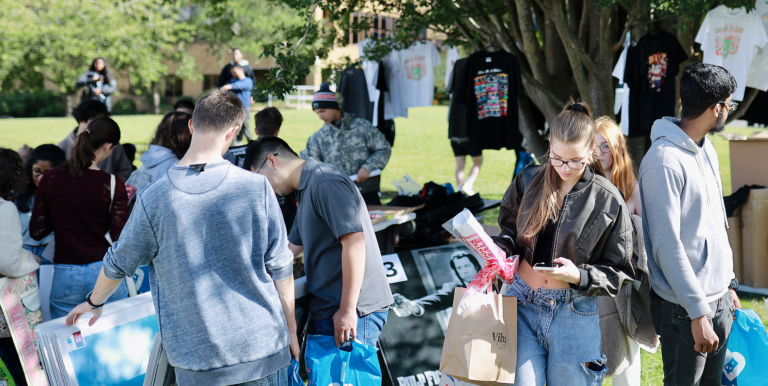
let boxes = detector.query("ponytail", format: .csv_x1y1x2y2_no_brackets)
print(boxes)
67,117,121,178
517,99,604,238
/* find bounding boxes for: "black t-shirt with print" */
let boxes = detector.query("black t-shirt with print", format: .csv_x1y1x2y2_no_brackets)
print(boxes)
624,30,689,138
456,50,524,152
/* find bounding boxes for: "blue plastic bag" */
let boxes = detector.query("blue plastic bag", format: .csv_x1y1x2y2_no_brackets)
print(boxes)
305,335,382,386
289,358,303,386
722,309,768,385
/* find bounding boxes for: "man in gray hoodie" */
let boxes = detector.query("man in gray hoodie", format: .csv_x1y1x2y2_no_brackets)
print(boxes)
640,63,741,385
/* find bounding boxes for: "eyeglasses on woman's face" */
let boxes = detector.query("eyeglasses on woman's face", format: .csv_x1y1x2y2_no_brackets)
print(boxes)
597,143,611,154
548,157,588,170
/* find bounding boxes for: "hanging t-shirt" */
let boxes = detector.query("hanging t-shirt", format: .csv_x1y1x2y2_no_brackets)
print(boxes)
387,41,441,110
456,50,524,152
624,30,688,137
337,65,374,123
695,5,768,101
358,39,381,126
447,57,469,140
746,1,768,91
445,47,460,87
381,51,408,120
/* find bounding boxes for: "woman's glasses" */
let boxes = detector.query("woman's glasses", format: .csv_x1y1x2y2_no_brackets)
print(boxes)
32,167,45,176
548,157,587,170
598,144,611,154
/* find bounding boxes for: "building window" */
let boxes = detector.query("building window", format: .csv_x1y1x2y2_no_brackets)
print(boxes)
165,75,183,97
346,13,398,45
202,74,218,91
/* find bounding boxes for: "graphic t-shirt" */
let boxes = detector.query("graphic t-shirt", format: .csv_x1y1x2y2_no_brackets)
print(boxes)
747,1,768,91
456,50,523,152
696,5,768,100
624,30,688,137
387,42,441,111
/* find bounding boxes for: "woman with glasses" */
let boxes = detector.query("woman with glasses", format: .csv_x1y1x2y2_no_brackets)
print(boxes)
126,111,192,193
494,101,635,386
15,145,66,261
594,117,658,386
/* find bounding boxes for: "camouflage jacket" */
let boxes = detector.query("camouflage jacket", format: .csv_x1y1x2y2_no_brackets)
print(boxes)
300,114,391,176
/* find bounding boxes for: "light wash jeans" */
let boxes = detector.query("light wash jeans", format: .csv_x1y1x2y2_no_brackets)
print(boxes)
506,274,607,386
235,364,288,386
22,245,52,265
312,310,388,347
50,261,129,320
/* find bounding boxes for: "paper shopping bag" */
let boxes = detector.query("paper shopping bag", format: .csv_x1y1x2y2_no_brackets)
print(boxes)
439,287,517,385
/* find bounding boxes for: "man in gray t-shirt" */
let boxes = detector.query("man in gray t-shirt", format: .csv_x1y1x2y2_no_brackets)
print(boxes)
244,137,394,348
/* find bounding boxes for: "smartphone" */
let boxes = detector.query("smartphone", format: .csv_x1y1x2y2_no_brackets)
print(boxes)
533,263,563,272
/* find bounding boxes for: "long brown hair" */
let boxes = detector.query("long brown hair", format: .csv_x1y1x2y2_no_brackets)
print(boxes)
595,116,636,200
517,100,605,238
150,111,192,159
67,117,121,178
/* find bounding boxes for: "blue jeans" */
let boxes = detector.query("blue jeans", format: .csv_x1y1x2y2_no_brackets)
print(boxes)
234,364,288,386
50,261,129,320
506,274,607,386
22,245,52,265
312,310,388,347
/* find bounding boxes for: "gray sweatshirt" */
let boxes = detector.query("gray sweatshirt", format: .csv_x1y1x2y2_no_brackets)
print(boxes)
639,117,734,320
103,161,294,385
125,145,178,192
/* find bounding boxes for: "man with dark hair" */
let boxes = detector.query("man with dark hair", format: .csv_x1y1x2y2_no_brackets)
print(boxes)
58,100,133,181
255,107,283,137
391,252,481,318
304,82,391,205
640,62,741,385
173,99,195,115
245,137,393,350
66,89,299,386
221,64,255,142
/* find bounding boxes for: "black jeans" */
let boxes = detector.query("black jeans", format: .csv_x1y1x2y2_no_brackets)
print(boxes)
650,289,734,386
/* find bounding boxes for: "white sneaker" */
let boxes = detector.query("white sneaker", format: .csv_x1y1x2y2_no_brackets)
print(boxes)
462,185,475,196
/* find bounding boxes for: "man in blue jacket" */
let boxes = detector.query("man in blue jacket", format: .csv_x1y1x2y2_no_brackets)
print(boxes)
65,89,298,386
221,64,255,142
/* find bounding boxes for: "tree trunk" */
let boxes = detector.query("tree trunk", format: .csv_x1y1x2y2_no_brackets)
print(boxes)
727,88,759,124
152,82,160,115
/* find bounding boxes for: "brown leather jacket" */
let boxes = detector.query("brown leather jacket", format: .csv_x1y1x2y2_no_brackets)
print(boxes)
495,164,635,297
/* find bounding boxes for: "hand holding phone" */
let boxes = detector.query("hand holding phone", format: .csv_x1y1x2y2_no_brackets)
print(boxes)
533,262,563,272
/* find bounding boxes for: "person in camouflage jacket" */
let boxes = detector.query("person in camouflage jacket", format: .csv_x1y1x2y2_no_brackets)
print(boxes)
302,83,391,182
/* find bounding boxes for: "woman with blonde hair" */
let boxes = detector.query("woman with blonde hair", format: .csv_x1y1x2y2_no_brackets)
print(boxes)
493,100,634,385
594,116,658,386
594,117,641,215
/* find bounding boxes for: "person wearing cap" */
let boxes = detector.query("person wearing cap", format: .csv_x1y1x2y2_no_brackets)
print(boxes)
302,83,391,205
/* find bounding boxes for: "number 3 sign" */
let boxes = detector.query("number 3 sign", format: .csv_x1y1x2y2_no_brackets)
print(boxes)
381,254,408,284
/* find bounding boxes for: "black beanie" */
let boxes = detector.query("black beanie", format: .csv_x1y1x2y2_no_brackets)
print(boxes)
312,82,340,111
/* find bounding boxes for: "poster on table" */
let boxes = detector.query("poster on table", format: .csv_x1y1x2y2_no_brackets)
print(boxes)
0,273,49,385
379,245,484,386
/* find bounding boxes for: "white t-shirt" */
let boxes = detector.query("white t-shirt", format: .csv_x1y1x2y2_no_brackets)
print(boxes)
695,5,768,100
746,1,768,91
445,47,460,87
388,41,441,110
358,39,381,126
382,50,408,120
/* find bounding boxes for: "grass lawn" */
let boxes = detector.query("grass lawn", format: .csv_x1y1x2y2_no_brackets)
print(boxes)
1,106,766,385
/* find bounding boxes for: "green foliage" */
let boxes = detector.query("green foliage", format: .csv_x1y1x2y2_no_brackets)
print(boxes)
112,98,137,115
0,91,66,117
0,0,198,94
193,0,304,58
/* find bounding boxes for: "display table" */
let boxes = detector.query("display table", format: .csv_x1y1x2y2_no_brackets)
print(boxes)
374,212,417,254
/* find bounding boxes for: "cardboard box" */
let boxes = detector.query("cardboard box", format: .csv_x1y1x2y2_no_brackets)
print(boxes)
367,205,424,225
729,135,768,191
727,217,743,282
741,188,768,288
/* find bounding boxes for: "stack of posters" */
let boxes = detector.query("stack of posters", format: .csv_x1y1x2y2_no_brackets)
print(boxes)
35,293,158,386
142,333,174,386
0,272,48,385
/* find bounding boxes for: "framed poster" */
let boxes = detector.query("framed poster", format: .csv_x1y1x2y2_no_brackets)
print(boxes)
379,245,483,386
